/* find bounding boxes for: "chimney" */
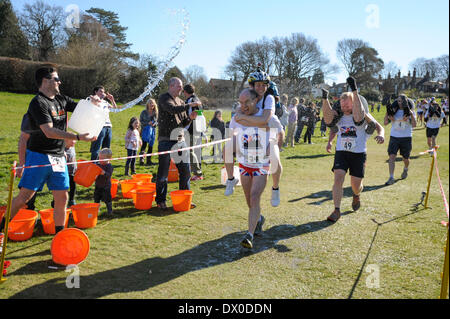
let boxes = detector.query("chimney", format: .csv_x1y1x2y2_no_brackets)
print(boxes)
397,70,401,79
413,68,416,79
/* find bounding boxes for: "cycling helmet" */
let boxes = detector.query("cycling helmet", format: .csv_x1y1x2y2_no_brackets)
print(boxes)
248,64,270,85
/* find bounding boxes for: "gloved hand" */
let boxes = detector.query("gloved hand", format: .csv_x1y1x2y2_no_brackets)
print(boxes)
346,76,358,92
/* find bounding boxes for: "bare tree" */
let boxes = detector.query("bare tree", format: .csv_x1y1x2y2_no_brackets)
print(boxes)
283,33,329,87
19,0,65,61
381,61,400,79
409,57,439,79
224,41,259,91
336,38,368,75
435,54,449,80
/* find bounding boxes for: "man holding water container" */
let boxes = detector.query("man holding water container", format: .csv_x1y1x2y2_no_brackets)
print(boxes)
0,67,97,236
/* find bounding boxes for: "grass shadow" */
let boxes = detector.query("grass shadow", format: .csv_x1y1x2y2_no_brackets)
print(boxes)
347,208,424,299
200,185,225,191
286,154,333,160
289,184,388,205
9,220,334,298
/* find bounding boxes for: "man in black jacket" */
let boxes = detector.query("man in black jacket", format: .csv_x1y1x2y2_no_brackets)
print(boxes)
155,77,201,210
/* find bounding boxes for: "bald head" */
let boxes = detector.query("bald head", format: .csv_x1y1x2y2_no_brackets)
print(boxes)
168,77,183,97
239,88,259,115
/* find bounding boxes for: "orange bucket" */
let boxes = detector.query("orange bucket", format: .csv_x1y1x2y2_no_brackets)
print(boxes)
168,159,179,182
71,203,100,229
111,179,120,199
51,228,90,266
74,160,103,187
38,209,71,235
8,209,38,241
134,190,156,210
130,187,156,204
132,174,153,183
120,179,143,198
170,190,194,212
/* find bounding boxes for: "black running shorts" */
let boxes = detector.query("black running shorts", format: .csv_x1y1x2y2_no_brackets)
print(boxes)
426,127,439,138
332,151,367,178
387,136,412,159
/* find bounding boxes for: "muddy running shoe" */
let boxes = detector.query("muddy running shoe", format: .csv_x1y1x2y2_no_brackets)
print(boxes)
254,215,265,236
224,178,239,196
327,209,341,223
385,177,395,185
401,169,408,180
352,195,361,211
240,232,253,249
157,202,168,211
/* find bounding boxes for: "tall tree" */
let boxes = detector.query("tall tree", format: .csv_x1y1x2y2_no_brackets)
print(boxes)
283,33,329,87
336,38,368,75
86,8,138,60
349,46,384,88
18,0,65,61
0,0,29,59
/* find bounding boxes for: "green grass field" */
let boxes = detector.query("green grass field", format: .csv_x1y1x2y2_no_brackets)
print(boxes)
0,91,448,299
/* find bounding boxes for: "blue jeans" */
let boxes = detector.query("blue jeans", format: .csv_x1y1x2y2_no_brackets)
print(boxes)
156,140,191,204
90,126,112,160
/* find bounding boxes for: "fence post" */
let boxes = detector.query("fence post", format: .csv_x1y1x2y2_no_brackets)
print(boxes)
0,162,16,284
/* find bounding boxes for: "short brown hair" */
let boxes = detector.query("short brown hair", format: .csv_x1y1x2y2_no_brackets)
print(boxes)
35,66,58,88
183,83,195,94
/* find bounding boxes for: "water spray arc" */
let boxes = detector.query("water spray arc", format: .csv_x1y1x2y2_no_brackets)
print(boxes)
111,9,190,113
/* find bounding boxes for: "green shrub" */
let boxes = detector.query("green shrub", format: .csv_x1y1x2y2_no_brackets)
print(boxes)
0,57,96,98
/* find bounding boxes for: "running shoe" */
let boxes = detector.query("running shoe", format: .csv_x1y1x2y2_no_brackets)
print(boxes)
271,189,280,207
254,215,265,236
401,169,408,180
190,175,204,181
224,178,239,196
240,233,253,249
385,177,395,185
157,202,168,211
352,195,361,211
327,209,341,223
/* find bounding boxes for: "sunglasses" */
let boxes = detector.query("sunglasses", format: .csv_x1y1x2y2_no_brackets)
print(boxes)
46,76,61,82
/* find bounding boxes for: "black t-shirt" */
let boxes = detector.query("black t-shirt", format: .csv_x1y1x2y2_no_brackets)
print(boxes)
27,92,77,156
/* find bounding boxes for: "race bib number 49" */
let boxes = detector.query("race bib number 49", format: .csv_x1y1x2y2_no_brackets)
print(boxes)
341,137,356,152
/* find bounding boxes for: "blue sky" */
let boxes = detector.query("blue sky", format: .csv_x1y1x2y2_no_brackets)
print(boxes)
12,0,450,84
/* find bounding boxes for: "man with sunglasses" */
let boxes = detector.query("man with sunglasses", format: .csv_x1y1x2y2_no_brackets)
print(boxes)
0,67,97,236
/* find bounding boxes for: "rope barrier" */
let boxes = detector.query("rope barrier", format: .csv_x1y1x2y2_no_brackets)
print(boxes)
16,138,231,171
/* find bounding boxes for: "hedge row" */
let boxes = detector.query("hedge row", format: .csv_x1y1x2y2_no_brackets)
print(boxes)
0,57,97,99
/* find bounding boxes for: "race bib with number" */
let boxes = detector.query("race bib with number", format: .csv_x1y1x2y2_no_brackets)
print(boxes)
393,121,407,130
48,155,66,172
341,137,357,152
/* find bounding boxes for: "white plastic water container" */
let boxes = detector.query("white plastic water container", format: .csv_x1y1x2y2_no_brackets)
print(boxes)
68,99,106,138
221,166,241,186
194,110,207,133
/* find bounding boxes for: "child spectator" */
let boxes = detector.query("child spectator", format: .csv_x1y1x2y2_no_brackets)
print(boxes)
320,116,327,137
94,148,114,215
210,110,226,160
65,139,77,207
285,97,299,147
124,117,142,176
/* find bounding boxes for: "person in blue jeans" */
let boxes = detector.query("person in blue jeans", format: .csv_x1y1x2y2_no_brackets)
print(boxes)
155,77,201,210
90,86,120,161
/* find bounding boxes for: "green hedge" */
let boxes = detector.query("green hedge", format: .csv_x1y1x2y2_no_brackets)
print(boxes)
0,57,97,99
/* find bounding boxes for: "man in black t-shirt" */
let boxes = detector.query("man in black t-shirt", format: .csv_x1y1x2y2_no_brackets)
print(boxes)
0,67,97,235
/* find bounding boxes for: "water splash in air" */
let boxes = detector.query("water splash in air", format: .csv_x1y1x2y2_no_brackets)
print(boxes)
111,9,190,113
